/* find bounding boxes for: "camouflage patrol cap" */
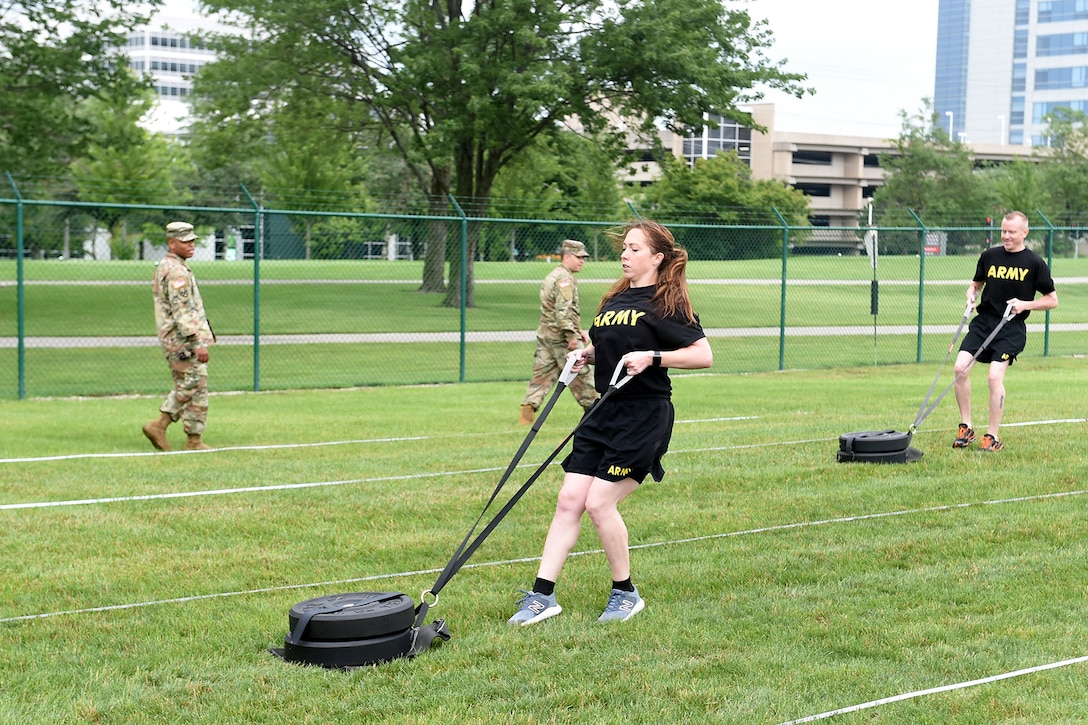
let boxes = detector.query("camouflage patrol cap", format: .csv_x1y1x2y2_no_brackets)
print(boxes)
165,221,198,242
561,239,589,258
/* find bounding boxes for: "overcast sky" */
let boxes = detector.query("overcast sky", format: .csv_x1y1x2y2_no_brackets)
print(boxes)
156,0,941,140
748,0,941,139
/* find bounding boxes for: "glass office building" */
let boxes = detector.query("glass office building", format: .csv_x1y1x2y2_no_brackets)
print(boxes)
935,0,1088,145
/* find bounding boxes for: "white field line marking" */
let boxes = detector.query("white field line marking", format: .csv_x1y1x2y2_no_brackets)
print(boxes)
0,415,760,466
776,655,1088,725
0,435,435,465
1,417,1082,509
1001,417,1088,427
0,468,503,510
0,434,841,512
1,413,1074,467
2,487,1085,625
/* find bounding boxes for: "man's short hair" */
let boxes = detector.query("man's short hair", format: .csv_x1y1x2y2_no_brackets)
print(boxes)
1004,211,1029,230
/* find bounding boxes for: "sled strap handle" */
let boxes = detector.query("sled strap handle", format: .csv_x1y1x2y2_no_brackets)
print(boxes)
414,360,633,629
913,302,972,429
911,303,1015,432
431,361,632,591
408,619,451,657
418,352,581,625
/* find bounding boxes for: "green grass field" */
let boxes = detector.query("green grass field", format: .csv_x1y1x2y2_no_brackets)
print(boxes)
3,256,1087,398
2,359,1086,723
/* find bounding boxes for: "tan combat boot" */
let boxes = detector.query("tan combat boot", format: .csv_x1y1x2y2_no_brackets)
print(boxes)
185,434,213,451
142,412,173,451
518,404,535,425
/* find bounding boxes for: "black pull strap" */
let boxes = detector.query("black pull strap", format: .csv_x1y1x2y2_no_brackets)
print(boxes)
415,361,634,631
912,304,1015,431
412,373,572,630
913,303,972,429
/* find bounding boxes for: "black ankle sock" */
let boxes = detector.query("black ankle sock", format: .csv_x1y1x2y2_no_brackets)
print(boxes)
612,578,635,593
533,578,555,596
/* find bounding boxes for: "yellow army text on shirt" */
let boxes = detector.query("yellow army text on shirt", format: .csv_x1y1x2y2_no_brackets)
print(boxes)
153,253,214,359
537,265,583,345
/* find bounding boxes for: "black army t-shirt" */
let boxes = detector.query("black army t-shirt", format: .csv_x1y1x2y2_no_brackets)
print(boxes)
972,245,1055,320
588,285,705,398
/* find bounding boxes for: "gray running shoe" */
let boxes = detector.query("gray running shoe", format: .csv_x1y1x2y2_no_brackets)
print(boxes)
598,587,645,622
507,590,562,626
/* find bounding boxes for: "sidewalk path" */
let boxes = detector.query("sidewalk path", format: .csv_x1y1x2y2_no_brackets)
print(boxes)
5,323,1087,349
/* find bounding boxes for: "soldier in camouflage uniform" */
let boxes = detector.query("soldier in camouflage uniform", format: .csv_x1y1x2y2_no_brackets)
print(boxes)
142,221,216,451
519,240,599,424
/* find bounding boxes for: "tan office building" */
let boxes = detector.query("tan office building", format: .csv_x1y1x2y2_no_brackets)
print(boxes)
639,103,1037,231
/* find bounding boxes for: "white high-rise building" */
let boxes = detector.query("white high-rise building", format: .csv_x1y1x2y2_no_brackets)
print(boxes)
935,0,1088,147
120,3,229,137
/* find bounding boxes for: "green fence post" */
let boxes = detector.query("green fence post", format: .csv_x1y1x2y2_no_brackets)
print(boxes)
908,208,927,363
240,184,261,392
5,173,25,399
448,194,468,382
771,207,788,371
1035,210,1055,357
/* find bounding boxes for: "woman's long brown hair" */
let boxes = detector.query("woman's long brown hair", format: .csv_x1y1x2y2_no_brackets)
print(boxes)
597,219,696,323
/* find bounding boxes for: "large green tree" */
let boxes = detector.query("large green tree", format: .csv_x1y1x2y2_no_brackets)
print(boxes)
872,102,998,254
873,102,995,228
483,130,626,261
1037,107,1088,221
187,88,417,259
186,75,374,204
0,0,160,176
70,90,186,259
250,102,369,259
638,151,810,259
193,0,807,306
980,156,1050,218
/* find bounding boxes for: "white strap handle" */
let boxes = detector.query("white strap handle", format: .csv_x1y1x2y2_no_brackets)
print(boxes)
559,350,582,386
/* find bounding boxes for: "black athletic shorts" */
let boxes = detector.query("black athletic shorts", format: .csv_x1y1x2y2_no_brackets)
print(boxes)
561,397,675,483
960,314,1027,365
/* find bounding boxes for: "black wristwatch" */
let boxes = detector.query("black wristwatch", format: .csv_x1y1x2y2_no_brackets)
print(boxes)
652,351,662,368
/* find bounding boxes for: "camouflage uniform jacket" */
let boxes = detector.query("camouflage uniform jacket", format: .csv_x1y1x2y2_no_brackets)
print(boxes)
536,265,583,344
153,253,214,358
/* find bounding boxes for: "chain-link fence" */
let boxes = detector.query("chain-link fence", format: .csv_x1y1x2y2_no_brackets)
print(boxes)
2,191,1086,399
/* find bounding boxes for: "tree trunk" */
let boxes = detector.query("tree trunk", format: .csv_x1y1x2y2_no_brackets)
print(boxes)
442,218,479,308
442,141,495,308
419,169,448,293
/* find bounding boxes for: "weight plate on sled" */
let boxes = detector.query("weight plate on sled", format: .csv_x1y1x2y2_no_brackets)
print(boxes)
837,446,924,464
283,627,414,668
839,430,912,454
288,592,415,642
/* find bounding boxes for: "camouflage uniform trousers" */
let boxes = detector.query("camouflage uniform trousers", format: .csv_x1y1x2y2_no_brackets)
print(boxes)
522,338,598,411
160,355,209,435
